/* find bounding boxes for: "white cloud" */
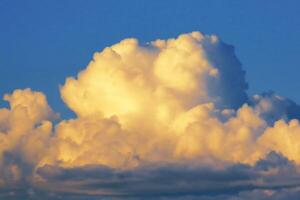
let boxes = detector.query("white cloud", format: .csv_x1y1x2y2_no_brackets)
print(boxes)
1,32,300,199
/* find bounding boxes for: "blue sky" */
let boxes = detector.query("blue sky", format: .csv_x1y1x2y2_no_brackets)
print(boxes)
1,0,300,118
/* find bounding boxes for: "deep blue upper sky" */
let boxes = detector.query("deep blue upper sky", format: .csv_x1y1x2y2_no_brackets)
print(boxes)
1,0,300,118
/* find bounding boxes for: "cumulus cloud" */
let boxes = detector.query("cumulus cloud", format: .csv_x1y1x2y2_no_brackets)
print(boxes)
1,32,300,199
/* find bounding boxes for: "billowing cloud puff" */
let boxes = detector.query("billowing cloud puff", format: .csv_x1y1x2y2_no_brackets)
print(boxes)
1,32,300,199
60,32,248,120
0,89,57,188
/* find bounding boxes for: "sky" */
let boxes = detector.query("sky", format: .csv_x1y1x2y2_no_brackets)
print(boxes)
1,0,300,118
1,1,300,199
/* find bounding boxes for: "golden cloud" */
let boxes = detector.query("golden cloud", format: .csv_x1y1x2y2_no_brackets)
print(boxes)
1,32,300,197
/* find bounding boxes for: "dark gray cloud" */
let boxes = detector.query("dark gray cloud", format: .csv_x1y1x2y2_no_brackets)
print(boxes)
0,152,294,199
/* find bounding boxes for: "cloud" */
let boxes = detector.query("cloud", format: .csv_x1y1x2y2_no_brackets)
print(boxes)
21,152,300,199
1,32,300,199
0,89,58,188
250,92,300,124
